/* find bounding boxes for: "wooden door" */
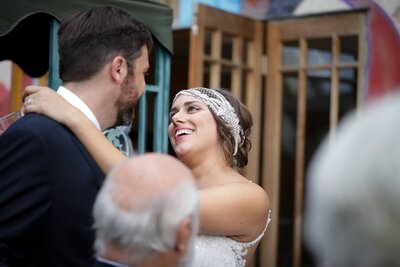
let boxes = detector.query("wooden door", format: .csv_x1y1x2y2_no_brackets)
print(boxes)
262,10,367,267
188,3,264,186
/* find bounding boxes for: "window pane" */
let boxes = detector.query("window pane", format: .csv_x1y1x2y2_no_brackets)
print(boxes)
278,73,298,267
242,39,250,65
221,34,233,60
203,62,211,88
131,91,156,152
306,70,331,162
340,35,358,63
307,69,331,97
241,70,248,105
307,38,332,65
339,68,357,118
283,41,299,66
221,65,232,89
204,30,213,56
146,48,156,85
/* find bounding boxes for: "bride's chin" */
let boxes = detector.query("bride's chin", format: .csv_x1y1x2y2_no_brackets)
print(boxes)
174,150,189,163
173,146,186,156
175,151,186,161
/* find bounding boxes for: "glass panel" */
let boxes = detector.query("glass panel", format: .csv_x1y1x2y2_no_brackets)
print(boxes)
146,92,156,152
242,39,249,66
131,91,156,152
307,70,331,97
307,38,332,65
303,69,332,267
221,34,233,60
339,68,357,119
204,30,213,56
146,48,156,85
220,65,232,89
278,73,298,266
340,35,358,63
305,69,331,163
241,70,248,105
203,63,211,88
283,41,299,66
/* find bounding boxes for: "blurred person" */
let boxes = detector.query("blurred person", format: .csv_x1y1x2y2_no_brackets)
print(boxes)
0,6,152,267
304,92,400,267
23,86,271,267
92,153,199,267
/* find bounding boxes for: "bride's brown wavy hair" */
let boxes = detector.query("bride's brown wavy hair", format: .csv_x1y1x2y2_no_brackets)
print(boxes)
210,89,252,171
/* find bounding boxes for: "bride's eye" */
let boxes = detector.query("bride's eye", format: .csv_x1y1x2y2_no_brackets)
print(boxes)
187,105,199,113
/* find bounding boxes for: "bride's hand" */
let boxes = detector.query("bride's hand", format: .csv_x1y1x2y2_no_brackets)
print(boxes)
22,86,81,127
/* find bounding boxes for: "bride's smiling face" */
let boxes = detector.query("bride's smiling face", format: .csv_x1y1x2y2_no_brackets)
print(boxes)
168,95,219,159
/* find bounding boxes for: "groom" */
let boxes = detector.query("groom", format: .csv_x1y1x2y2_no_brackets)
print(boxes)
0,6,152,267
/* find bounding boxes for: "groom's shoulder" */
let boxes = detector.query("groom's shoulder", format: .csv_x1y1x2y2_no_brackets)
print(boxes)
21,113,65,130
9,113,70,140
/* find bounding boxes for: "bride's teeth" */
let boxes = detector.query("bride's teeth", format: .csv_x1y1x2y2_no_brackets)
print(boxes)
175,129,192,137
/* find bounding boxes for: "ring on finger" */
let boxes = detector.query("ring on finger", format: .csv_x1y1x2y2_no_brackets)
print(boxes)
27,98,33,105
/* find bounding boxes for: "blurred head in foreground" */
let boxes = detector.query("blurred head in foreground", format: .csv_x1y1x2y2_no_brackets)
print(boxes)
93,153,199,267
304,92,400,267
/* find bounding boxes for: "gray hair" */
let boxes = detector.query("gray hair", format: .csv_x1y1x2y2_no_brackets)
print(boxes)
304,92,400,267
93,163,199,266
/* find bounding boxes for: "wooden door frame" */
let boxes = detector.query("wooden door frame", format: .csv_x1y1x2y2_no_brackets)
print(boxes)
261,10,367,267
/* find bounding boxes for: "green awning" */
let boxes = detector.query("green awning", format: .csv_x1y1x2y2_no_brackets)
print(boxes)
0,0,173,77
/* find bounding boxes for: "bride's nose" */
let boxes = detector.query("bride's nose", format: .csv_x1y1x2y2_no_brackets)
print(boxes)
170,111,185,124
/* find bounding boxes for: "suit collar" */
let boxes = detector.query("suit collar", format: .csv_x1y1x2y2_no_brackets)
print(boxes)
57,86,101,131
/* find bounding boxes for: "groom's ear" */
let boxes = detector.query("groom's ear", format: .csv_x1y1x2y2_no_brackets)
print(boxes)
110,56,127,83
175,217,192,252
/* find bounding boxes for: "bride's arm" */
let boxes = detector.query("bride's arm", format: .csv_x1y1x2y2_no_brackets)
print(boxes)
23,86,127,174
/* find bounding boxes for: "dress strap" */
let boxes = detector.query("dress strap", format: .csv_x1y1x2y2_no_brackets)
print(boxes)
242,209,272,248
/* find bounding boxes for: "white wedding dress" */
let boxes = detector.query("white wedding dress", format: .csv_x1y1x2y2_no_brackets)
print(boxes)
193,210,271,267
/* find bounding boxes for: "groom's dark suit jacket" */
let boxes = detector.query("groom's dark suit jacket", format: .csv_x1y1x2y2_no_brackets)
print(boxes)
0,114,105,267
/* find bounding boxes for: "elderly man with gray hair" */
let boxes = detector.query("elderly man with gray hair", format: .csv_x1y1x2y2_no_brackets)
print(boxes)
92,153,199,267
304,92,400,267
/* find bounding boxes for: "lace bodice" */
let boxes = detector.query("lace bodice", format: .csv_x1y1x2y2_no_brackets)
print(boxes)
193,210,271,267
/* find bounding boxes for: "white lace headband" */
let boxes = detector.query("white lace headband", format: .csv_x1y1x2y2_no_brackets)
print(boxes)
173,87,243,155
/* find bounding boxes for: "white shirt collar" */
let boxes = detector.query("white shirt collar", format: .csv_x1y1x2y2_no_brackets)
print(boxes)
57,86,101,131
97,257,131,267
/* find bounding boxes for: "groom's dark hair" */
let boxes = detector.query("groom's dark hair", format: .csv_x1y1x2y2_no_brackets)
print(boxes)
58,6,153,83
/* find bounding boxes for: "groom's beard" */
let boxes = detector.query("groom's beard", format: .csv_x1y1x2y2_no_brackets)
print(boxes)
115,74,139,126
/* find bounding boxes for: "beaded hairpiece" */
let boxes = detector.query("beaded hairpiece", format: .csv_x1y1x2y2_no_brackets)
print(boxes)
173,87,243,155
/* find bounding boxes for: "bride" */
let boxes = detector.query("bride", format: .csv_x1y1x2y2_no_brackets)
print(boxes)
23,86,271,267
